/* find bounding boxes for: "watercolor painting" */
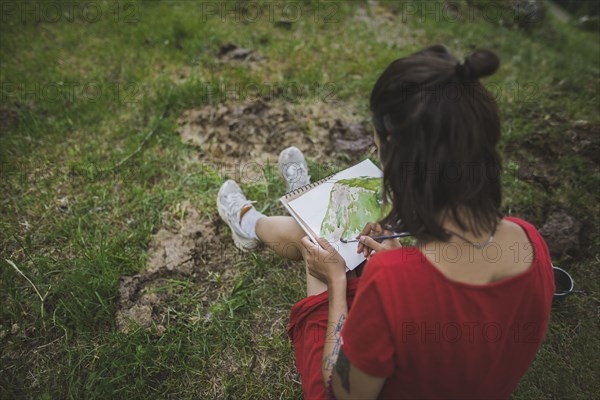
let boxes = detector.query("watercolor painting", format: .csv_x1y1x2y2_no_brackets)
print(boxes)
320,177,384,242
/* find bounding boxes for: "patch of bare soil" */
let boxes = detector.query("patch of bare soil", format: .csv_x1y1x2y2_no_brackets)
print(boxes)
506,111,598,258
539,210,582,258
217,43,266,65
570,120,600,165
176,98,374,169
116,201,238,333
516,112,599,167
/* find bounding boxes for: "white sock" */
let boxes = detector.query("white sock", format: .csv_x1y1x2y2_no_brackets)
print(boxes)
240,207,264,240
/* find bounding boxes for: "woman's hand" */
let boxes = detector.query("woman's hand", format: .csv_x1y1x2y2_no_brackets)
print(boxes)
356,222,402,259
301,236,347,285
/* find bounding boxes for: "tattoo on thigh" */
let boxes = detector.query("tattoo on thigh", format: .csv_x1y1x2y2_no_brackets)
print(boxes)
336,348,351,393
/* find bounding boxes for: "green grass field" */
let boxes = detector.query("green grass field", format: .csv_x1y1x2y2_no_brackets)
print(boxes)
1,1,599,398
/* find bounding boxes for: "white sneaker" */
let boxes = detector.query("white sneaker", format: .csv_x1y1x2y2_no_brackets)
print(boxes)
278,146,310,193
217,180,260,251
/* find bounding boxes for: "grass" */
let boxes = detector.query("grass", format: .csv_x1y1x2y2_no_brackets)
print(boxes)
1,0,599,398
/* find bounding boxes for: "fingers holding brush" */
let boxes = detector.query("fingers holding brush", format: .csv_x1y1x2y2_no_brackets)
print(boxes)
356,222,386,254
355,222,405,258
358,235,386,258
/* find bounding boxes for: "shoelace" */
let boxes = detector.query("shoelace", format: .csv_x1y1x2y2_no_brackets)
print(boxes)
284,163,308,184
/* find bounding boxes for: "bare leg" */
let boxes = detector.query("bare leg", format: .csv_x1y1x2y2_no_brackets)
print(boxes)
255,216,305,261
255,215,356,296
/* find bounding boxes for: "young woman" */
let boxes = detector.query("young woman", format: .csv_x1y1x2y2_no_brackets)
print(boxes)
217,45,555,399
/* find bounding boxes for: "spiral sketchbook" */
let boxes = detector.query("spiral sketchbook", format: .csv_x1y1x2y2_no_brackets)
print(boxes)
279,159,383,271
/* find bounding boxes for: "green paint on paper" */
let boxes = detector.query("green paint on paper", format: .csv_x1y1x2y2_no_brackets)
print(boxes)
320,177,387,241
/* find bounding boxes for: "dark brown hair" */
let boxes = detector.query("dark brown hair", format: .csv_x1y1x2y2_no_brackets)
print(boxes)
370,44,503,242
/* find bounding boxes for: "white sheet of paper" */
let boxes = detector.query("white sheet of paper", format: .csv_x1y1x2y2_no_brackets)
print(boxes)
288,159,383,270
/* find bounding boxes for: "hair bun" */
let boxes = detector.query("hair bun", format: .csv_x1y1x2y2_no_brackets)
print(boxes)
456,49,500,80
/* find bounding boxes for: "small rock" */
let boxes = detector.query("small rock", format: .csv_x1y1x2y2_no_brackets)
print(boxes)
274,20,293,30
218,43,238,56
539,210,581,257
11,323,19,335
575,16,600,32
217,43,264,63
57,196,69,211
512,0,546,29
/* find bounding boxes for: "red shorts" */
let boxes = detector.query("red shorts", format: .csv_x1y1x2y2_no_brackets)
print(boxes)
287,278,362,400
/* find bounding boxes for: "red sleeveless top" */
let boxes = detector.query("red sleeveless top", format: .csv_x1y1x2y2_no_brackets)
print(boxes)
340,217,555,399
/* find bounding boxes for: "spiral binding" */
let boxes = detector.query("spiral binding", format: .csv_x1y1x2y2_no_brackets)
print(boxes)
282,172,338,200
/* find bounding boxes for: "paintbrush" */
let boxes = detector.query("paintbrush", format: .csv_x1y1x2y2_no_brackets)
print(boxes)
340,232,412,243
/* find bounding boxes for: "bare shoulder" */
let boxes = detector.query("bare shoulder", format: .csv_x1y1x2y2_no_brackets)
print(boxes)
498,218,529,239
494,219,532,253
422,219,536,285
489,219,534,281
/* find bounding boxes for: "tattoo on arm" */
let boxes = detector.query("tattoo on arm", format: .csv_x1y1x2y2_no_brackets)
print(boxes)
324,314,346,369
334,315,345,336
336,348,351,393
323,314,352,393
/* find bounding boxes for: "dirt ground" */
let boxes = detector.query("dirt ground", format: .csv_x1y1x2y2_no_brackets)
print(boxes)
507,111,598,257
115,201,233,333
176,98,374,166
